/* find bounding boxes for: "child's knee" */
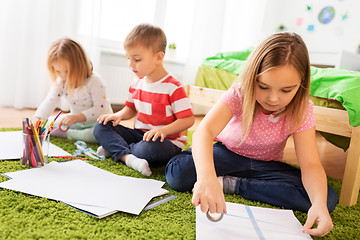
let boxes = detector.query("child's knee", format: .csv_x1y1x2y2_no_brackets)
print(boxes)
165,164,188,192
132,140,179,162
93,123,107,139
165,154,196,192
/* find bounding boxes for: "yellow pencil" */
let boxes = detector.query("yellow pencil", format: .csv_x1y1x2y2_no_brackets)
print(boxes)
32,123,45,166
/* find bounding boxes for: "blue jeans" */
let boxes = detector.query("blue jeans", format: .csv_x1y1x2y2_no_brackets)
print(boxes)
93,122,181,165
165,142,338,213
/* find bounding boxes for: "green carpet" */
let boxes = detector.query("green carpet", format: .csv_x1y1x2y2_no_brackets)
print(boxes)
0,129,359,239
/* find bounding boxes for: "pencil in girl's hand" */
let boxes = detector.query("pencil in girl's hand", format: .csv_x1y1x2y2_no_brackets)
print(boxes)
42,110,61,139
54,110,62,122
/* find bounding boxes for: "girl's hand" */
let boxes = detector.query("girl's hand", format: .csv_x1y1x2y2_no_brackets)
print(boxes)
143,128,167,142
97,114,121,126
32,117,42,125
302,204,333,237
191,177,227,214
59,114,80,129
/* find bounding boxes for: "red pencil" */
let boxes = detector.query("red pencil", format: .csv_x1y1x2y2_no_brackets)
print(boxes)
54,156,89,160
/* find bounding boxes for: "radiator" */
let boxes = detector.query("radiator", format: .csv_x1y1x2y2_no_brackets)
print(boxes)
100,65,134,105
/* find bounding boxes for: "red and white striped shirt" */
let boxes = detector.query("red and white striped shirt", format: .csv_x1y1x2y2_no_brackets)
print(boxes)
125,74,193,148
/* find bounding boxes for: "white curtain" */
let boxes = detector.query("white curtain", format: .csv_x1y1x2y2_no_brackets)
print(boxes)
183,0,268,86
184,0,267,114
0,0,101,109
77,0,102,72
182,0,226,86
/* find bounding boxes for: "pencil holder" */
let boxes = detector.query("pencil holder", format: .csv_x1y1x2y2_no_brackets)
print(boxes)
21,133,49,167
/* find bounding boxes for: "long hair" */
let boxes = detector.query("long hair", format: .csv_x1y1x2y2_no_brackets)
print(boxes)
238,32,310,139
47,38,93,94
124,23,167,53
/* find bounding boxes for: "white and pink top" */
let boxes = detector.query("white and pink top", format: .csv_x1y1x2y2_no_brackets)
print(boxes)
35,73,112,124
215,84,315,161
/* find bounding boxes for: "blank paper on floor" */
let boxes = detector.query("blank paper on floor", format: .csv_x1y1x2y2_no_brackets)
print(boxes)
0,160,167,215
196,202,312,240
63,187,169,218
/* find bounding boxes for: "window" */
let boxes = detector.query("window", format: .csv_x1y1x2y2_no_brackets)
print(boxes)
100,0,156,43
98,0,195,61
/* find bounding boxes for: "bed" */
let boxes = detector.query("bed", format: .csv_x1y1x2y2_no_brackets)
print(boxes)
189,51,360,206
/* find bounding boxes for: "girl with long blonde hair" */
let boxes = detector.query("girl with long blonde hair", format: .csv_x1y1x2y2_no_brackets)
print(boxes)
165,32,337,237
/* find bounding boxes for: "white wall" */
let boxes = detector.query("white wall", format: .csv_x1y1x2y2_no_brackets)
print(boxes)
222,0,268,52
262,0,360,66
100,51,186,105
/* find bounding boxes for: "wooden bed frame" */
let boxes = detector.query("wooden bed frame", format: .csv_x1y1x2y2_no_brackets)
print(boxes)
186,85,360,206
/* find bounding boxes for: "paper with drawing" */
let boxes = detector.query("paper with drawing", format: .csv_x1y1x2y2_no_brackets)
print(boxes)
196,202,312,240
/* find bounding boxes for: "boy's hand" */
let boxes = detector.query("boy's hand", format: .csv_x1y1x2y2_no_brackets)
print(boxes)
143,128,167,142
97,114,121,126
302,203,333,237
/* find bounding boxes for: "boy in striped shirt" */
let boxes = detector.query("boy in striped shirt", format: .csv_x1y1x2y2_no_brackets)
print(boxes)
94,24,194,176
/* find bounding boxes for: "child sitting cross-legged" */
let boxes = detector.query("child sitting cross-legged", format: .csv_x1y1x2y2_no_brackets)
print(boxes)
165,32,337,238
94,23,195,176
34,38,113,143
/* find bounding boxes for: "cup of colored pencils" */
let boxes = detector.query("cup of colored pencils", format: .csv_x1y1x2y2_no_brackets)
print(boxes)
21,118,50,167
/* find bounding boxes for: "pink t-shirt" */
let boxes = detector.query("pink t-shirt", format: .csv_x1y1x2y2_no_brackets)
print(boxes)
215,84,316,161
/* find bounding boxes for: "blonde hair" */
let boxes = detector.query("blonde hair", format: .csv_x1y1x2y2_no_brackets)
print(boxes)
47,38,93,94
238,32,310,139
124,23,167,53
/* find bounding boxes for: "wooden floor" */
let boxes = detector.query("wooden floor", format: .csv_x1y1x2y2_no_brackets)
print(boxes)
0,107,347,180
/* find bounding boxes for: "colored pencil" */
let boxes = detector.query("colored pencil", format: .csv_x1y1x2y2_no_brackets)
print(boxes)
54,156,89,160
54,110,62,122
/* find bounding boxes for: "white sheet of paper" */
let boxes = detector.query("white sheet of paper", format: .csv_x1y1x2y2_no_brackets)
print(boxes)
0,131,70,160
0,160,166,215
63,201,119,218
63,187,169,218
196,202,312,240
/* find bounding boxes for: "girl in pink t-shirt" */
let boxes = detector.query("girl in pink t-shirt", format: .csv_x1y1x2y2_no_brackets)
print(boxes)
165,32,337,238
